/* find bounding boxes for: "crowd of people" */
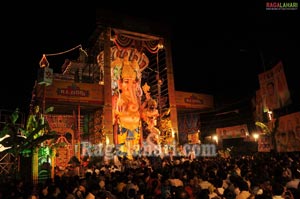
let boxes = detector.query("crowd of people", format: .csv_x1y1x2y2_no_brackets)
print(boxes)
0,151,300,199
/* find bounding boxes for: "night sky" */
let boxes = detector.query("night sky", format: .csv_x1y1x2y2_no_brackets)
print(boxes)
1,3,299,115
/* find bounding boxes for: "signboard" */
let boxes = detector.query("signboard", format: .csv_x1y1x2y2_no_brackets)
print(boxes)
175,91,214,110
38,80,104,104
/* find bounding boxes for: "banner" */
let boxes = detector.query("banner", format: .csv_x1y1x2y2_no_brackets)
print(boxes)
275,112,300,152
178,113,201,144
258,135,272,152
273,61,291,107
254,89,264,122
258,61,291,112
216,124,248,139
187,131,200,144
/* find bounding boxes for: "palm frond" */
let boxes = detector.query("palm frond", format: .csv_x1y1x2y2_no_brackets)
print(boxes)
255,121,271,134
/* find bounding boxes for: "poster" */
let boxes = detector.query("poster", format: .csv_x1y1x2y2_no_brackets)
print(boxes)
275,112,300,152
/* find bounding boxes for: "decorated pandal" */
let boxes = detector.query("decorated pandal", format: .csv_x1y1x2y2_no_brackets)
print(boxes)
97,46,174,160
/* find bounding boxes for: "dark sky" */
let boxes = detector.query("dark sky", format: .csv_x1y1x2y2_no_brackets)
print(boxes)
2,3,299,114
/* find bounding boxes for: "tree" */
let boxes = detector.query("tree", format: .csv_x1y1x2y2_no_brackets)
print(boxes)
255,118,279,152
0,107,58,178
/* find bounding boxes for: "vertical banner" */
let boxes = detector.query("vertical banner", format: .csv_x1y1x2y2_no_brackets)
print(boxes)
258,61,291,112
272,61,291,107
258,67,279,112
178,113,201,144
275,112,300,152
255,89,264,122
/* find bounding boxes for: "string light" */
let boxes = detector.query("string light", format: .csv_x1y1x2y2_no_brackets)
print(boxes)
39,44,86,68
44,44,83,57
